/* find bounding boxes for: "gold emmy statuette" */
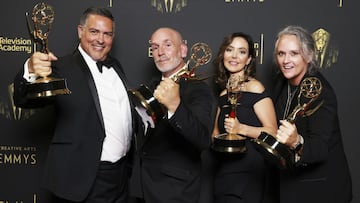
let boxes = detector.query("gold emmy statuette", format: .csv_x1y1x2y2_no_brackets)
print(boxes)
129,42,212,125
253,77,323,169
25,2,71,99
211,75,247,153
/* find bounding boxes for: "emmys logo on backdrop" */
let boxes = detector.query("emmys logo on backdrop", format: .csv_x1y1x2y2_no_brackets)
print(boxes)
0,36,32,54
0,145,37,165
312,28,339,69
150,0,266,13
151,0,187,13
0,194,38,203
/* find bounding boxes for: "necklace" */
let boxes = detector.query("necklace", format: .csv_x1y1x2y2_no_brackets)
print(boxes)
283,83,298,120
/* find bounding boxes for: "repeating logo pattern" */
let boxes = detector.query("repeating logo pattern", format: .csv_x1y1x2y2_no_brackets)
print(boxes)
312,28,338,69
151,0,187,13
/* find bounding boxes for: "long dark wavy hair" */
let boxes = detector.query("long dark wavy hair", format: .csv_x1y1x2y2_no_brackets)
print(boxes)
214,32,257,91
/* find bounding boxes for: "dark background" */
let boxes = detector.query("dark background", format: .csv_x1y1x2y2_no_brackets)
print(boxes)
1,0,359,202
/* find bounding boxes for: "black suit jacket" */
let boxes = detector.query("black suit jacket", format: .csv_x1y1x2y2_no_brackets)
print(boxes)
13,49,138,201
130,78,216,203
272,72,352,203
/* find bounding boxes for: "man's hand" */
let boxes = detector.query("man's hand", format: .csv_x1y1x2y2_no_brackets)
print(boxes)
153,78,180,113
28,52,58,77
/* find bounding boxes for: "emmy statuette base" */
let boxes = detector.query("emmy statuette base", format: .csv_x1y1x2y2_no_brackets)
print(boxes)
253,131,294,169
26,77,71,99
212,133,247,153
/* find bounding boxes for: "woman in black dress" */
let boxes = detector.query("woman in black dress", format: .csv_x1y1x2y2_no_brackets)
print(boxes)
211,32,278,203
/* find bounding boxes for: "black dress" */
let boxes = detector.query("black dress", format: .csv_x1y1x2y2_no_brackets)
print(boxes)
212,91,273,203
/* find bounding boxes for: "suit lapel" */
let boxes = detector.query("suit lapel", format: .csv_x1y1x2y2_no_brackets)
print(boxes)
74,51,142,143
74,50,105,130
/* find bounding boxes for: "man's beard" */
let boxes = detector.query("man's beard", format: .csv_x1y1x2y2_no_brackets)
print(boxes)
156,57,183,75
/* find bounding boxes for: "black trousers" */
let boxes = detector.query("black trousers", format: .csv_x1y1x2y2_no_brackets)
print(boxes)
52,156,130,203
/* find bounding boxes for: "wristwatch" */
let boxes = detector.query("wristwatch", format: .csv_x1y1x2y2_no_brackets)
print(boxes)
293,135,304,152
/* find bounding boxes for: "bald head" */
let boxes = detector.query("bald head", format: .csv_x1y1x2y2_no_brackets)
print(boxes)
149,27,188,77
150,27,184,45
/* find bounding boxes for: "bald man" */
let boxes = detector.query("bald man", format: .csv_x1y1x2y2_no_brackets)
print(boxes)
129,27,216,203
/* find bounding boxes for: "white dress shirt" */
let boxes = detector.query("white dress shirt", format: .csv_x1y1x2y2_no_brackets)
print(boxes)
79,46,132,162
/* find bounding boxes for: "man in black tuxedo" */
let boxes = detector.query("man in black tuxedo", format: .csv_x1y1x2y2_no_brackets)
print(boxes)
13,7,137,203
129,27,216,203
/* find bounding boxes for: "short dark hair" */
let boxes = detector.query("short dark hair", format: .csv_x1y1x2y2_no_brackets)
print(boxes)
79,7,114,27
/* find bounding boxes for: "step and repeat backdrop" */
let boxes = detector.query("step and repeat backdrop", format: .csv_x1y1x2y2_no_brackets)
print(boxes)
1,0,359,202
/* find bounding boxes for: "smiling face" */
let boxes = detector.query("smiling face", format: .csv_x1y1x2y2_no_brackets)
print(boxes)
275,34,310,85
150,28,187,77
78,14,114,61
223,37,251,78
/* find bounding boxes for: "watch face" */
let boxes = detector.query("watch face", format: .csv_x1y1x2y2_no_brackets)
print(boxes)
294,135,304,151
294,143,303,152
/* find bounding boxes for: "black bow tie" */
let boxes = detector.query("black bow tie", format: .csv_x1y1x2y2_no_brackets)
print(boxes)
96,57,115,73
